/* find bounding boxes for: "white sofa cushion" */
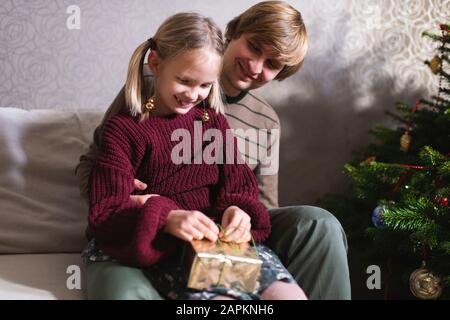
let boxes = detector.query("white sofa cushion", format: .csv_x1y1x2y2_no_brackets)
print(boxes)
0,253,84,300
0,108,102,253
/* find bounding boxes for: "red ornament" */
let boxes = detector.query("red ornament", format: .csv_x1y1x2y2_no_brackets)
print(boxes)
412,101,421,113
440,24,450,32
434,196,449,207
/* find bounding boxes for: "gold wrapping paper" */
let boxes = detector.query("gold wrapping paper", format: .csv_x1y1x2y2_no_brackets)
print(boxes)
185,240,262,292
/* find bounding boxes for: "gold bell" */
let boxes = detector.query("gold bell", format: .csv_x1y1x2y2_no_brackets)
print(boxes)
145,97,155,112
202,111,210,122
429,55,442,75
400,130,411,152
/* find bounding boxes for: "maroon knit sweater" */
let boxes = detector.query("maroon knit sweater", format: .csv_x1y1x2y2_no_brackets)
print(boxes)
89,106,271,267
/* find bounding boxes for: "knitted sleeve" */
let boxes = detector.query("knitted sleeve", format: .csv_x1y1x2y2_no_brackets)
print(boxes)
88,115,179,267
213,114,271,243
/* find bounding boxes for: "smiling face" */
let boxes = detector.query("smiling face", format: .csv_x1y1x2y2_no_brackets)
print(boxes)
220,34,285,97
148,48,222,116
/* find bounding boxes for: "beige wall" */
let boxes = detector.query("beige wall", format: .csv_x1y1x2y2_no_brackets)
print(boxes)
1,0,448,205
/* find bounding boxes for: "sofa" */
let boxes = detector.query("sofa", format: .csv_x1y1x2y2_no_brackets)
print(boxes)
0,107,103,299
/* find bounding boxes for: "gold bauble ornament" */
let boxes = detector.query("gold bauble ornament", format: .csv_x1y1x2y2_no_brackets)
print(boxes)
409,262,442,300
429,55,442,74
145,97,155,112
400,131,411,152
202,111,210,122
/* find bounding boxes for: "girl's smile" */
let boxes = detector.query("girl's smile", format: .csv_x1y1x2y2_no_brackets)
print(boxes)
148,48,222,117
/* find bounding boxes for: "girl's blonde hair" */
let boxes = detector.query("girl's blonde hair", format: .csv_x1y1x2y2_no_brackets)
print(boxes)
225,1,308,80
125,13,225,119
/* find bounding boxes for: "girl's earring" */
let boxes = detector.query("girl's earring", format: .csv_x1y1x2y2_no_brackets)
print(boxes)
201,101,209,123
145,96,155,112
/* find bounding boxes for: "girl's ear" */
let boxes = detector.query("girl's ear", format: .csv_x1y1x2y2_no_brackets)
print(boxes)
147,51,160,75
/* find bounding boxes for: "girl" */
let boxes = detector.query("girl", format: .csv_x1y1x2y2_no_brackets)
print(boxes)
83,12,306,300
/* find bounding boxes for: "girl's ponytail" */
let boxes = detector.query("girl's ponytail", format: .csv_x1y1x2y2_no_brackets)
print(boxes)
208,80,224,115
125,40,152,117
125,13,225,119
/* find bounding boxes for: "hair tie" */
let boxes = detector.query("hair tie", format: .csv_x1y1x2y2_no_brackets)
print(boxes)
147,38,157,50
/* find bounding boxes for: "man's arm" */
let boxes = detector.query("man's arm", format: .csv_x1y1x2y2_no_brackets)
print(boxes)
75,86,126,202
255,118,281,209
256,172,279,209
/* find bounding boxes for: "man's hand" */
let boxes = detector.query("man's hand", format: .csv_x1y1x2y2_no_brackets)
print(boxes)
130,179,159,206
220,206,252,243
164,210,219,242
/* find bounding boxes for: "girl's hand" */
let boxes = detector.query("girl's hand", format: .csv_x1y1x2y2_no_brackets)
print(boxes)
164,210,219,242
129,178,160,206
220,206,252,243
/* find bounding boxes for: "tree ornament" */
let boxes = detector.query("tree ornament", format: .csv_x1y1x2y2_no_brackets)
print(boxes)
400,130,411,152
145,96,155,112
202,111,210,123
429,55,442,74
371,206,388,228
440,23,450,32
434,196,449,207
409,261,442,300
201,101,210,122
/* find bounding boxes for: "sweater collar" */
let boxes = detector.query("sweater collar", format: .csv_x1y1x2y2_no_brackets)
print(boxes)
224,91,248,104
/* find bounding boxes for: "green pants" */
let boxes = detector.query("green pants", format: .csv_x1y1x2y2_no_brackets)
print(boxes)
83,205,351,300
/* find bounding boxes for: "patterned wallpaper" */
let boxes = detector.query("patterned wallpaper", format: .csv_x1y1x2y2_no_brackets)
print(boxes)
0,0,449,205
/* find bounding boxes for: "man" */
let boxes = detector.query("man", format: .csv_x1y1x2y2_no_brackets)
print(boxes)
76,1,351,300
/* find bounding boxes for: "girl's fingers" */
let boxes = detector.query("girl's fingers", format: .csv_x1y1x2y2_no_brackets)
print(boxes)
224,221,247,242
223,216,243,238
235,228,252,243
197,214,220,236
184,225,205,240
193,220,218,242
133,179,147,191
129,194,159,206
178,230,194,242
221,212,232,230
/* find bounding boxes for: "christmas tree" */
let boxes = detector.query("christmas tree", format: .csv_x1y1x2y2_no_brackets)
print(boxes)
320,24,450,300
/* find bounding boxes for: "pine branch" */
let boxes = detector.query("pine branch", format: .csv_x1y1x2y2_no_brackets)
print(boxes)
443,55,450,65
419,146,447,166
396,102,414,113
443,69,450,80
439,242,450,255
431,96,450,106
422,31,445,42
419,98,437,108
368,125,401,144
385,110,410,124
442,276,450,287
382,205,434,233
439,161,450,176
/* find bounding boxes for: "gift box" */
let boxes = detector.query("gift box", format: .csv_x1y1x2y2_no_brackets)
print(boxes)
185,240,262,292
